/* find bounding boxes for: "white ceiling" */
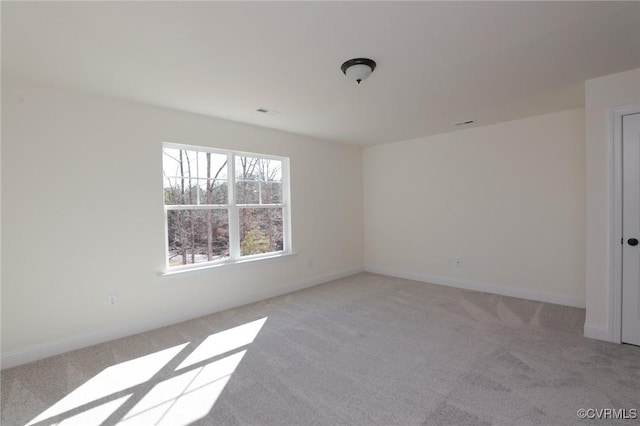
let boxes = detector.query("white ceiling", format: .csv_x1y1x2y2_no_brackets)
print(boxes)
3,1,639,145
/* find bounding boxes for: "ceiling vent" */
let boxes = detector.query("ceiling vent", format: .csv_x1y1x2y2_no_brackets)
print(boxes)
256,108,280,115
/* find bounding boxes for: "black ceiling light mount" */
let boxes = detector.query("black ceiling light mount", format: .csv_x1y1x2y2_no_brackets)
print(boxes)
341,58,377,84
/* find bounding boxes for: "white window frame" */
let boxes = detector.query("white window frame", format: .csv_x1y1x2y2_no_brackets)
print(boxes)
162,142,292,272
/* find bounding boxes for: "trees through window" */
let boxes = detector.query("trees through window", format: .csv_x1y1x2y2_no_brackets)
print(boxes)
163,144,289,270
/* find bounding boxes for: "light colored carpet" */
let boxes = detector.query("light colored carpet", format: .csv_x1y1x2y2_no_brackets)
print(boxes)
2,272,639,425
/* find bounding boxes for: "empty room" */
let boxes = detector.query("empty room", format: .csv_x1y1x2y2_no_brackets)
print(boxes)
2,1,640,425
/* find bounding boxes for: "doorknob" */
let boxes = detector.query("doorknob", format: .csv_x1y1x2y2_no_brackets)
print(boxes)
629,238,639,246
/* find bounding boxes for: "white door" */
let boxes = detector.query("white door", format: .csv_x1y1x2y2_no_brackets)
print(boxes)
622,112,640,346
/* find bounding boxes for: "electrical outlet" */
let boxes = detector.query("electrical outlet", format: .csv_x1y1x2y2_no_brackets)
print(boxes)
107,295,118,308
307,258,313,268
447,258,462,267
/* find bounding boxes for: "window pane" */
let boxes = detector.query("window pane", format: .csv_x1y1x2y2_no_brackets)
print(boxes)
260,159,282,182
197,152,228,179
167,209,229,266
235,156,282,181
163,149,197,179
235,156,282,205
262,181,282,204
239,208,283,256
199,179,227,205
164,177,197,205
236,180,259,204
235,156,259,180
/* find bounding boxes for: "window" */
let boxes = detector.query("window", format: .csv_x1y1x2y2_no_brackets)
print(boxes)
162,143,290,270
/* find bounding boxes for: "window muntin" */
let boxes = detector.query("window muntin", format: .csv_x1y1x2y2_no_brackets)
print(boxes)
163,144,290,270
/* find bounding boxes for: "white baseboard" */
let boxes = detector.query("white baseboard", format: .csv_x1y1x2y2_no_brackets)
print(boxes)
364,266,586,309
1,266,364,370
583,322,614,342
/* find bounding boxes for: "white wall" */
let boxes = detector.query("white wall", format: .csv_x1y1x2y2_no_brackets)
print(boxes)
364,109,586,307
1,80,364,367
584,68,640,341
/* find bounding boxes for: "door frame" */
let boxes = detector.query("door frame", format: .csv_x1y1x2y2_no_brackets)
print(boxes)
610,103,640,343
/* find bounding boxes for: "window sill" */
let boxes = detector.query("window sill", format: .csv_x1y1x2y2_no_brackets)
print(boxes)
160,252,298,276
